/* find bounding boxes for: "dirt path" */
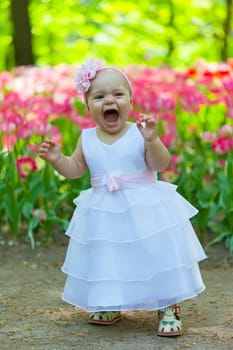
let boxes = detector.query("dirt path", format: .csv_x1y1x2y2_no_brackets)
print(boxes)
0,236,233,350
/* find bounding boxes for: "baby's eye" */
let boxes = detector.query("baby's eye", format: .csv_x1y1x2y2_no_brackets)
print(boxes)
115,92,124,96
94,95,104,99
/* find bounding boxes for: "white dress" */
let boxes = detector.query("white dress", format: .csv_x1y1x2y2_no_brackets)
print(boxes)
61,123,206,312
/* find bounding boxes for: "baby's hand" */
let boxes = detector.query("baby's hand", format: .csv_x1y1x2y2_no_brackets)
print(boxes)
39,139,61,163
136,114,158,142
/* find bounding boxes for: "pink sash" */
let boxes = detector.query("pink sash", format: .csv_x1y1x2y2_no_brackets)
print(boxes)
91,171,156,192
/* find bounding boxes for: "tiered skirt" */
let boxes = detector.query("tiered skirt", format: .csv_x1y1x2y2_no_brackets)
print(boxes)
61,181,206,312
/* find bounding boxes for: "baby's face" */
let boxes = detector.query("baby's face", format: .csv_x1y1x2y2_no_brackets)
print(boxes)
86,69,132,134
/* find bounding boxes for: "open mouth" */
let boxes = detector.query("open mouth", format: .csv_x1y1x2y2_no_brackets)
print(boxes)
104,109,119,123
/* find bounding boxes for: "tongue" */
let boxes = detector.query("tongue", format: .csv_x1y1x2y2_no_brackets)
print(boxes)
104,111,118,123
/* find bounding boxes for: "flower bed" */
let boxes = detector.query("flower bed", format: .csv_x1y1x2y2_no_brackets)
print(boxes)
0,59,233,250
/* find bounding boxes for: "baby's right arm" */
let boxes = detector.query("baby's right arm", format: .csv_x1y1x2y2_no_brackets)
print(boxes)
39,136,87,179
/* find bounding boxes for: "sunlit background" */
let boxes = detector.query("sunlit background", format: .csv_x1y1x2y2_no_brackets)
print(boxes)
0,0,232,69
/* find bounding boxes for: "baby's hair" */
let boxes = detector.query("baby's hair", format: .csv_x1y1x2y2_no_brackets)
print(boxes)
96,66,133,93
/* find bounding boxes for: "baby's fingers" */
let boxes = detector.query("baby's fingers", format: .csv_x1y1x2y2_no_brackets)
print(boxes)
41,139,56,150
43,139,56,147
139,114,157,126
39,139,53,156
38,146,49,158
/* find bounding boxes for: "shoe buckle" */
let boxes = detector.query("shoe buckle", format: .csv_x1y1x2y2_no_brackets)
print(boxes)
173,305,181,315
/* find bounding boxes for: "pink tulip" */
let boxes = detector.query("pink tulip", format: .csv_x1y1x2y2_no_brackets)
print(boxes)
212,136,233,154
203,175,213,185
160,168,178,182
2,134,17,151
218,124,233,137
170,154,182,165
26,144,40,153
217,159,226,167
16,156,38,179
31,209,46,221
201,132,217,143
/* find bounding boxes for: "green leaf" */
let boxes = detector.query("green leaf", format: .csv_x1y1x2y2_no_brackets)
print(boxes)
22,202,33,220
46,216,69,229
4,182,20,237
217,174,233,212
26,212,42,249
206,231,231,249
27,228,36,249
28,214,40,231
73,98,86,116
225,235,233,253
20,177,44,209
226,155,233,180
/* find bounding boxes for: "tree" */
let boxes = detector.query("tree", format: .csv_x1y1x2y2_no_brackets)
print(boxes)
10,0,34,66
221,0,233,60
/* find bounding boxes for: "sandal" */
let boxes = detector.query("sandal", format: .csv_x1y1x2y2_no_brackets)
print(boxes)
157,305,183,337
88,311,121,325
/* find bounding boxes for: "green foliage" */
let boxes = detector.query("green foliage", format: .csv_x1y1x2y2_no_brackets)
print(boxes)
0,0,232,70
0,0,13,69
0,118,90,247
175,123,233,252
206,154,233,252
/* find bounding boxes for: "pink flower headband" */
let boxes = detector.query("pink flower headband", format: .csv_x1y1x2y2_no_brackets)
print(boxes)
75,59,133,97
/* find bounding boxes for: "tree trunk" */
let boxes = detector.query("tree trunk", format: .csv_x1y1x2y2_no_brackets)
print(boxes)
10,0,35,66
221,0,233,60
167,0,175,58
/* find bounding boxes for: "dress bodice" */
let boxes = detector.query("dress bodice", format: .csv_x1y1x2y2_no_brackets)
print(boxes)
81,123,149,176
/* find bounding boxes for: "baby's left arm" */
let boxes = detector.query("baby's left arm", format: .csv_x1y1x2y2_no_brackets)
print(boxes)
136,114,170,172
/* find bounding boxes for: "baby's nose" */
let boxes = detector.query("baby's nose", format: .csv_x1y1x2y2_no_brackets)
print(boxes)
104,95,114,104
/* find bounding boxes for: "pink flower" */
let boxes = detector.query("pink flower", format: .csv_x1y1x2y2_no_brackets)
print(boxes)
27,144,40,153
50,126,62,146
2,134,17,151
218,159,226,167
155,93,176,111
163,112,176,122
0,71,12,90
170,154,182,165
75,59,101,93
222,77,233,91
201,131,217,143
160,168,178,182
226,108,233,118
159,122,177,148
16,156,38,179
212,136,233,154
31,209,46,221
218,124,233,138
203,175,213,185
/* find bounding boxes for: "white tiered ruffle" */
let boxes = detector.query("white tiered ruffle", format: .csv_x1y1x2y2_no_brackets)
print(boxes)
61,181,206,312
